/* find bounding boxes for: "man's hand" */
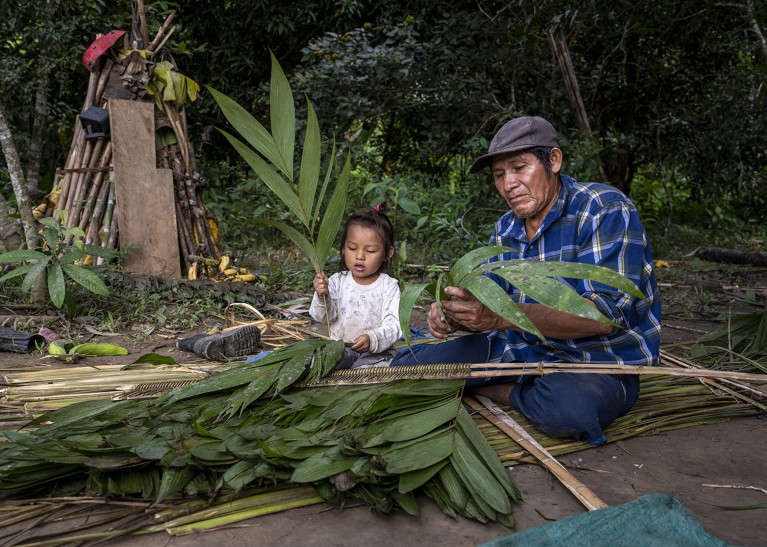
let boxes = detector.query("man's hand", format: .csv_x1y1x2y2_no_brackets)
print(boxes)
313,272,329,296
427,286,502,338
349,334,370,352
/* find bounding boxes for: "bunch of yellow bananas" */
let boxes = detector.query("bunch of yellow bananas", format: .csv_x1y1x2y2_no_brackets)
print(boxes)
187,255,259,283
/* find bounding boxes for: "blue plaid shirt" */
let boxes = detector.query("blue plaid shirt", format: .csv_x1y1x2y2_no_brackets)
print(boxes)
487,175,661,367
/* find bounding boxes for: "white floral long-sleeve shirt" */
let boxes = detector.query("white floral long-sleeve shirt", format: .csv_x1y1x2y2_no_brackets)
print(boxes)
309,271,402,353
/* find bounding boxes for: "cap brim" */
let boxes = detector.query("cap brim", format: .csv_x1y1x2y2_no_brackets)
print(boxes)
469,144,536,174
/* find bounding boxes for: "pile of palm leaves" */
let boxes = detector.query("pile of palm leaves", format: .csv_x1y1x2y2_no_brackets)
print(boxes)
0,340,520,536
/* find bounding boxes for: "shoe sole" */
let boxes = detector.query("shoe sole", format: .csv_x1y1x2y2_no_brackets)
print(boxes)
194,326,261,361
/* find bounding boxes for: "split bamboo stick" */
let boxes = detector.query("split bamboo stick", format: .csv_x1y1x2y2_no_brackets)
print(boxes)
466,395,608,511
308,362,767,387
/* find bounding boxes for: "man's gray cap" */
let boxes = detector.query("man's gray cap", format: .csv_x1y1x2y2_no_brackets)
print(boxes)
469,116,559,174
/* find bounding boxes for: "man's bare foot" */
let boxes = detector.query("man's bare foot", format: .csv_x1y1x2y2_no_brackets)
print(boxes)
472,384,515,406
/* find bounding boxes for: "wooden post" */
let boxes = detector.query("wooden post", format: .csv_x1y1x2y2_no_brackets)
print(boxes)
109,99,181,278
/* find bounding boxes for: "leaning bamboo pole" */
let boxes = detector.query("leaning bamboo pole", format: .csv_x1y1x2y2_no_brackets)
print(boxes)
466,395,608,511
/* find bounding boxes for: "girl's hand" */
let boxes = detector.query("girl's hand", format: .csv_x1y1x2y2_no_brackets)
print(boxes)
313,272,329,296
349,334,370,353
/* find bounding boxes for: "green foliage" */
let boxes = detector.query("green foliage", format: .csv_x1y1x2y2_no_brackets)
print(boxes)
0,216,118,313
399,246,643,346
208,53,350,274
0,339,520,525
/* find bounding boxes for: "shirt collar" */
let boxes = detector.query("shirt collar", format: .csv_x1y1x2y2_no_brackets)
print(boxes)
501,175,572,242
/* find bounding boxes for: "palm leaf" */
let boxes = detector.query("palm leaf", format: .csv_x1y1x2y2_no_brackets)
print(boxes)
462,274,542,338
450,246,514,286
259,219,321,273
485,259,643,298
315,153,350,270
491,270,616,325
205,86,289,178
218,129,307,227
298,98,321,220
311,137,337,233
399,282,431,346
269,50,295,181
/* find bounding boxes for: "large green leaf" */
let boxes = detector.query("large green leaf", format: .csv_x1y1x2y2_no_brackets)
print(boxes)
485,260,643,299
0,263,36,283
298,98,321,220
61,263,109,296
219,129,307,228
490,270,616,325
47,262,66,308
259,219,320,273
21,259,49,293
399,282,431,346
311,138,336,233
450,432,511,515
205,86,289,178
0,249,49,263
383,429,454,474
449,246,514,286
269,51,295,181
291,447,357,482
315,153,350,271
462,274,543,338
456,407,519,500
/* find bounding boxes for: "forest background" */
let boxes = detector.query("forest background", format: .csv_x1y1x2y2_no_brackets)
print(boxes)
1,0,766,290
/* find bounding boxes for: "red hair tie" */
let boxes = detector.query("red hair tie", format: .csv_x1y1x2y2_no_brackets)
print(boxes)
374,203,382,212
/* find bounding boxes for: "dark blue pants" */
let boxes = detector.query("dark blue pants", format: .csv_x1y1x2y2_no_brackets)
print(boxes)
391,333,639,444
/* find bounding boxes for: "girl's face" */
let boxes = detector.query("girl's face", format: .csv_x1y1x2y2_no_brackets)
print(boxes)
342,224,393,285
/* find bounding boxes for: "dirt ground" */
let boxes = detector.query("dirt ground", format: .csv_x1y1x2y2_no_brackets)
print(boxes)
1,260,766,546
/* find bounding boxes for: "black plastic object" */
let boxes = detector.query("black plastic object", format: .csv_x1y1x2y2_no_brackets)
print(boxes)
0,327,46,353
79,106,110,140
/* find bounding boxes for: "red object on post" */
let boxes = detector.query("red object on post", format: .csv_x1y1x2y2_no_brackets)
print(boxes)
82,30,126,72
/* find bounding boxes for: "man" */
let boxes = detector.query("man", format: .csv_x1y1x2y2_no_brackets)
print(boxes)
392,115,661,444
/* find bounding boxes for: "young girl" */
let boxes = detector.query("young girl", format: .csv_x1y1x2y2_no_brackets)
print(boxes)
310,206,402,369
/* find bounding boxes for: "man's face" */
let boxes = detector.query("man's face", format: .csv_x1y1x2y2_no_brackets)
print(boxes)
491,150,562,223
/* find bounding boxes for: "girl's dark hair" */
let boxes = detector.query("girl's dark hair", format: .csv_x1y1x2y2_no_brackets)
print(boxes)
338,205,396,275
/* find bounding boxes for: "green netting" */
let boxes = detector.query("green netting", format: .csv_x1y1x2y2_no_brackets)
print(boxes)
480,493,728,547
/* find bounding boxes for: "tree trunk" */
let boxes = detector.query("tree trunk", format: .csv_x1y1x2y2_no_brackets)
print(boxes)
0,100,38,251
25,87,48,197
691,246,767,266
0,99,46,302
745,0,767,67
0,193,22,251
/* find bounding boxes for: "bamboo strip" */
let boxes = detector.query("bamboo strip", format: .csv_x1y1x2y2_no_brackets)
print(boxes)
76,140,112,233
86,168,114,245
661,349,767,403
106,202,119,249
466,395,608,511
308,362,767,386
63,139,94,226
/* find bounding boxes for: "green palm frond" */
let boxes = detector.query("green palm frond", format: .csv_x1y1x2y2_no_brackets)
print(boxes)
208,53,348,274
400,245,644,346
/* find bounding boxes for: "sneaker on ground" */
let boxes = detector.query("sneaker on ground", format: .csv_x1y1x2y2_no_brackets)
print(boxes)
191,325,261,361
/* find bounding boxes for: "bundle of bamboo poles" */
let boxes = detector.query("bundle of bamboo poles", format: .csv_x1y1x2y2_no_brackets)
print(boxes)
36,9,219,271
0,362,231,426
